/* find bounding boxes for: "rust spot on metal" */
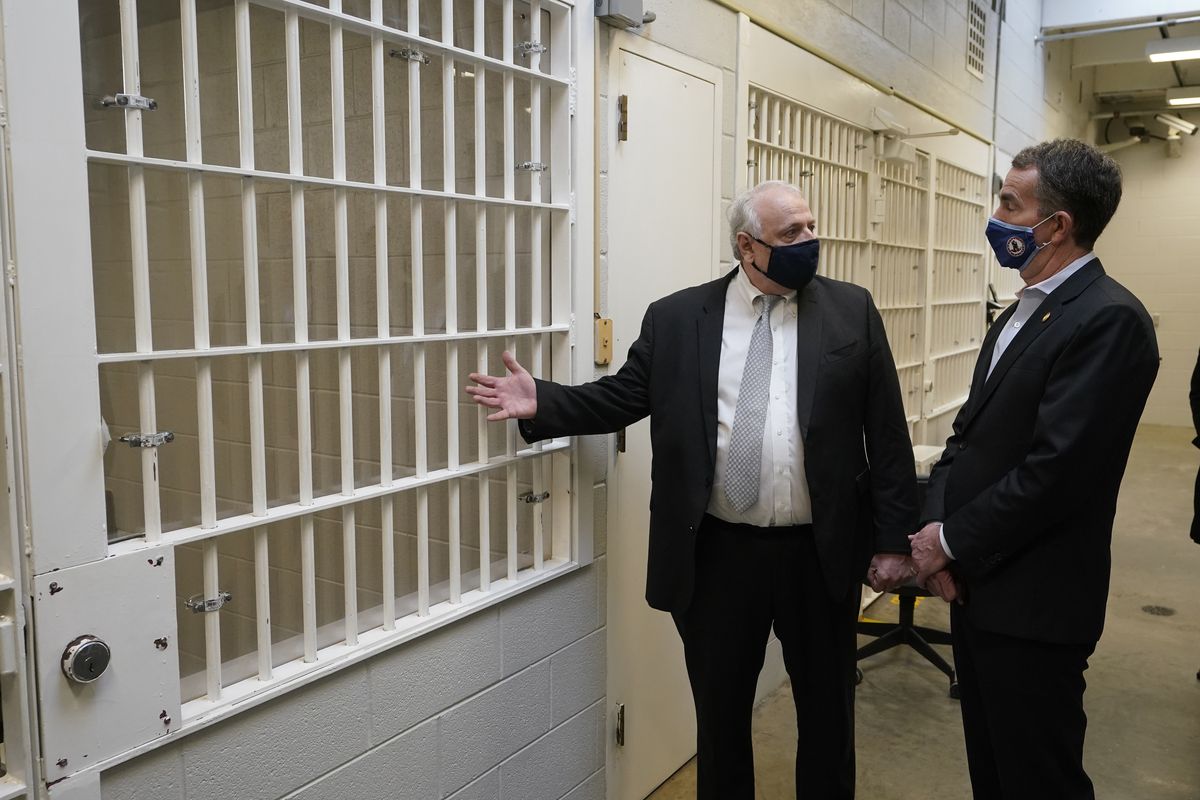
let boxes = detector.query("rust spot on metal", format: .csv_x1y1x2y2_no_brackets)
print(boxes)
148,556,164,567
154,637,169,650
48,582,63,595
56,758,67,768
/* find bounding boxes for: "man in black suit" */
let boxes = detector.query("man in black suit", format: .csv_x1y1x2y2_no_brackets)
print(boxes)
1191,346,1199,546
468,181,952,799
910,139,1159,800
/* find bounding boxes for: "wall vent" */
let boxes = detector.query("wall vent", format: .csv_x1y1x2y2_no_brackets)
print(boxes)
966,0,987,79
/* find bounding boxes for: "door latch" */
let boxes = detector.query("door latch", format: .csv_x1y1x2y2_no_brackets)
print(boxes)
185,591,232,613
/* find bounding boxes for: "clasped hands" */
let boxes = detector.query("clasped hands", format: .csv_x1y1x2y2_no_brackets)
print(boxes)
867,522,963,604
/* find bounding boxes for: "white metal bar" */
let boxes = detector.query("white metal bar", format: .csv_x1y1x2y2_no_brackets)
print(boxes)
372,0,392,491
119,0,163,542
235,0,268,519
286,9,314,507
331,4,355,502
343,505,358,644
300,515,317,661
203,539,222,699
85,151,568,211
441,0,461,603
502,0,518,581
474,0,491,592
254,527,272,679
249,0,570,85
95,324,569,363
381,496,395,629
180,0,217,530
107,443,571,553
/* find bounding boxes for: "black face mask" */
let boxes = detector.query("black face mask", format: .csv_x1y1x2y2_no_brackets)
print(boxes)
750,236,820,291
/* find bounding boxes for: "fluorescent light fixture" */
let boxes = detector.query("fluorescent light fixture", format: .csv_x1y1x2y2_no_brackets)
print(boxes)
1147,36,1200,62
1155,112,1198,135
1166,86,1200,106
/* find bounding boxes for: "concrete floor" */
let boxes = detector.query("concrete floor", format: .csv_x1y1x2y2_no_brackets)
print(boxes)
649,425,1200,800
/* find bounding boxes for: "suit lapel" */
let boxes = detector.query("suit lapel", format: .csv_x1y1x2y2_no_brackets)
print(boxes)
795,279,823,438
698,269,736,468
962,259,1106,428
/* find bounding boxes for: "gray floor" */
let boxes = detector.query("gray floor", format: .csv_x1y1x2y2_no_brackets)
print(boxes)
649,425,1200,800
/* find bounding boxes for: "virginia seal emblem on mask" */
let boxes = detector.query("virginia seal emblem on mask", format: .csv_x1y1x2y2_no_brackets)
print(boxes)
1006,236,1026,257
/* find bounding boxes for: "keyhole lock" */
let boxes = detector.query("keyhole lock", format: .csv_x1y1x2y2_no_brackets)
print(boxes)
61,635,111,684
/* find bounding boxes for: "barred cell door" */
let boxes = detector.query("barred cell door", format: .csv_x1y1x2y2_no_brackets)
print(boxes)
2,0,590,792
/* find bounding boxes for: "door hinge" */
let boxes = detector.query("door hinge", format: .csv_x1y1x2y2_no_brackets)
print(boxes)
615,702,626,746
100,93,157,111
515,40,549,57
617,95,629,141
568,67,577,117
569,313,577,348
389,47,430,65
185,590,233,613
568,191,576,225
118,431,175,448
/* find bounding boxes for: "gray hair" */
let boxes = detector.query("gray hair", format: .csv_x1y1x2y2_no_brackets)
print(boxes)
1010,139,1122,249
726,180,806,261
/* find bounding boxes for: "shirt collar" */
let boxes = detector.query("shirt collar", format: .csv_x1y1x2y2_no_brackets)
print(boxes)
733,263,796,311
1020,251,1096,298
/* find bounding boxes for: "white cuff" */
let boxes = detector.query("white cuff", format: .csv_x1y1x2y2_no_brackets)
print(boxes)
938,524,955,560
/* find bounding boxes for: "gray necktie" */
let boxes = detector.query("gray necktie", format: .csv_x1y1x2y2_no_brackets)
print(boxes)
987,288,1045,380
725,295,781,512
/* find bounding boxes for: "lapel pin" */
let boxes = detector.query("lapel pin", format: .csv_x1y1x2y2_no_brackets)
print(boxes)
1041,312,1051,323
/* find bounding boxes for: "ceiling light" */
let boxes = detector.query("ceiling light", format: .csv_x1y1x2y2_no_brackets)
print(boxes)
1155,112,1198,135
1166,86,1200,106
1147,36,1200,62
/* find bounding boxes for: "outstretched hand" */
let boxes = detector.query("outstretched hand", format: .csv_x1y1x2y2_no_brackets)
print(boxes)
466,351,538,421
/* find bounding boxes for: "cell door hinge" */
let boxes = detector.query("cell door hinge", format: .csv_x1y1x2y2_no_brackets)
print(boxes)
617,94,629,141
568,67,577,116
100,93,157,111
615,702,625,746
186,590,232,613
119,431,175,448
389,48,430,65
515,40,549,57
568,313,577,348
568,191,576,225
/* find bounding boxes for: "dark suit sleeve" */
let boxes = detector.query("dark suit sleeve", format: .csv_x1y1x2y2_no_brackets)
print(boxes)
1190,346,1200,447
943,304,1159,580
864,296,920,553
518,304,655,443
922,407,966,524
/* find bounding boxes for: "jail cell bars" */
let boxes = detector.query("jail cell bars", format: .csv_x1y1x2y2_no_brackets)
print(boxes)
929,160,987,414
873,155,929,426
81,0,574,718
746,86,869,285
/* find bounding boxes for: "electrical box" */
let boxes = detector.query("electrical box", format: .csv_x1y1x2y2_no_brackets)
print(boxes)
596,0,643,28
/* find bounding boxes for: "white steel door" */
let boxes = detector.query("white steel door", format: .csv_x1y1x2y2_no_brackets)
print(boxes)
3,0,593,790
605,37,721,800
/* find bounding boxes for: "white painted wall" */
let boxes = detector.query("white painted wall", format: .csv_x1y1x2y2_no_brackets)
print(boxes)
1043,0,1200,30
1099,123,1200,427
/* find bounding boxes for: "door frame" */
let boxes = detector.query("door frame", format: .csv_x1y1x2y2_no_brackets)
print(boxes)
602,31,724,800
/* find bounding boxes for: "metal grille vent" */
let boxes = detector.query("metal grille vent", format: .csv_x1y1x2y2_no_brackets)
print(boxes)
966,0,987,79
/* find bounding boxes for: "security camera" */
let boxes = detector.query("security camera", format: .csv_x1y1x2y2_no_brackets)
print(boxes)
1154,112,1198,136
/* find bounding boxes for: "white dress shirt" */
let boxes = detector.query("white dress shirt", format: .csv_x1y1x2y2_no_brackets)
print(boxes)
939,251,1097,559
706,266,813,527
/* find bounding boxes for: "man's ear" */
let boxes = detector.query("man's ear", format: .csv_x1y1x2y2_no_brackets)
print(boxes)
1051,211,1075,245
736,231,755,262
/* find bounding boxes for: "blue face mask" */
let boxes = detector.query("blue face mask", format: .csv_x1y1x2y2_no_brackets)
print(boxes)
985,214,1056,270
750,236,820,290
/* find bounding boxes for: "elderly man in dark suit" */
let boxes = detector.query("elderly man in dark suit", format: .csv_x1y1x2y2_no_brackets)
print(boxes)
910,139,1159,800
467,180,953,799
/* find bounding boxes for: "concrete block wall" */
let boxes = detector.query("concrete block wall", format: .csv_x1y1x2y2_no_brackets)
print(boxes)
101,562,607,800
1099,125,1200,428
